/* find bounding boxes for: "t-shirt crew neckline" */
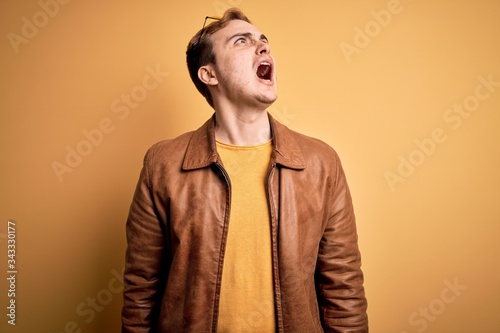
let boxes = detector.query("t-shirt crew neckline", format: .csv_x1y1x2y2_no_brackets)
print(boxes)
215,139,273,150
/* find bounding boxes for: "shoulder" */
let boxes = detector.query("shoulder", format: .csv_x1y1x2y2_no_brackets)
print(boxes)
148,131,194,154
142,130,195,168
294,129,338,155
278,124,351,193
274,119,341,165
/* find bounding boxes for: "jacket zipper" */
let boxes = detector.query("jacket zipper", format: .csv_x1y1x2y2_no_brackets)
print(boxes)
266,162,283,333
213,161,282,332
212,162,232,333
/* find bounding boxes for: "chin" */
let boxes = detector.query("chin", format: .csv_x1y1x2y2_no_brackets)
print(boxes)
257,94,277,106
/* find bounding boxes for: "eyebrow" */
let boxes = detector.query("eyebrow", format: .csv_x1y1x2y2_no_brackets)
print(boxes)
226,32,269,44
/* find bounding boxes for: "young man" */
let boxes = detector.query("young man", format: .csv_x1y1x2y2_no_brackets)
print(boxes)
122,8,368,333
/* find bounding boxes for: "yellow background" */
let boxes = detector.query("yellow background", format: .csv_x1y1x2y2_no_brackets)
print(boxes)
1,0,499,332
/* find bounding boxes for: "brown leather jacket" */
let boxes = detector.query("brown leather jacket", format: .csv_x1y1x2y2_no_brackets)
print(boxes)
122,114,368,332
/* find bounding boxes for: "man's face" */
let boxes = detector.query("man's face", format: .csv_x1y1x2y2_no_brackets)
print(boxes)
207,19,277,109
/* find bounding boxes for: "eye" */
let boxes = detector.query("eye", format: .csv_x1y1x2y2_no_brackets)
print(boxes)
235,37,246,45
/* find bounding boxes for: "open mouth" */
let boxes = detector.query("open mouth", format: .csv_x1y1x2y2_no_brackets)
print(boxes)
256,62,272,81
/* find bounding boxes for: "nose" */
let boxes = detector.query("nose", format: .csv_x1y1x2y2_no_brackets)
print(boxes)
256,40,270,55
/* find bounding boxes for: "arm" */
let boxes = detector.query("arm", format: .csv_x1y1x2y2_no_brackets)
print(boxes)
122,151,167,333
316,154,368,332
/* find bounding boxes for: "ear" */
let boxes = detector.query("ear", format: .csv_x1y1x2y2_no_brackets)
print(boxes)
198,65,218,86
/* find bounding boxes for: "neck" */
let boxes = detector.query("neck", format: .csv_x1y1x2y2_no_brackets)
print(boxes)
214,106,271,146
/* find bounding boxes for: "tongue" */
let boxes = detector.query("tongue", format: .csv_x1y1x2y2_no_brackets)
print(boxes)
257,64,270,79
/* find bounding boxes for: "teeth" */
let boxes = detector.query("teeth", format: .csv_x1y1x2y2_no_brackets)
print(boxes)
257,62,272,79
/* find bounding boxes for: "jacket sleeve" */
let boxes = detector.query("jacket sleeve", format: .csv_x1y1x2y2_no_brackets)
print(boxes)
316,153,368,332
122,149,166,333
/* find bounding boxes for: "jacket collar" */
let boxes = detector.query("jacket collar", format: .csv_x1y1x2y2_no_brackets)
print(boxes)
182,113,306,171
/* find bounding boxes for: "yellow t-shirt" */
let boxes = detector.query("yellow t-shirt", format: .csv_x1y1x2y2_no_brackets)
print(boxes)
216,139,276,333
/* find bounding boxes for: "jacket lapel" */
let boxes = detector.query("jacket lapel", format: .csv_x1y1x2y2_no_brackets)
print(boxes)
182,113,306,171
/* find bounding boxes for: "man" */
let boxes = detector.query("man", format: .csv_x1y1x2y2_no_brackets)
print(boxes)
122,8,368,333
